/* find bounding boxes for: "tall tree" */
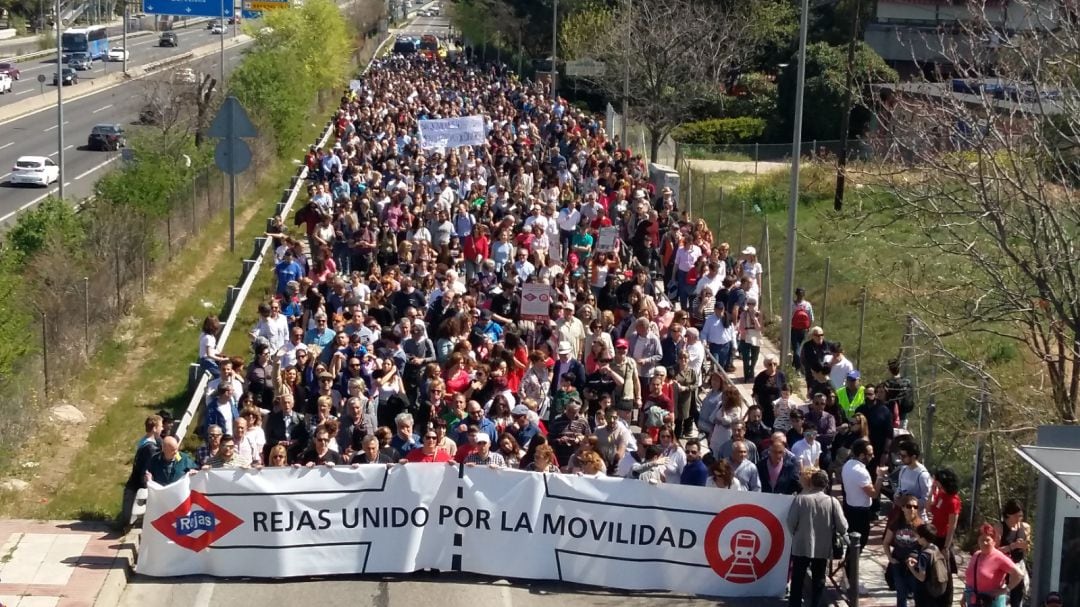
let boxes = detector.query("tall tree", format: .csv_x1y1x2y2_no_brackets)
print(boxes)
559,0,753,160
858,0,1080,422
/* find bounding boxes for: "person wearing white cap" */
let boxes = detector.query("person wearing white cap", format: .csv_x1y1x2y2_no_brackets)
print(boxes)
740,246,763,302
463,432,506,468
549,341,586,418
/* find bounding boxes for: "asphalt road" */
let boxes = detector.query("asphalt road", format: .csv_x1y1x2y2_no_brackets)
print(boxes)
0,40,249,223
0,21,228,110
118,573,776,607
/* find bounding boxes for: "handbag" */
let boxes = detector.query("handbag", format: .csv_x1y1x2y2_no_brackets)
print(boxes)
969,554,999,607
830,497,849,560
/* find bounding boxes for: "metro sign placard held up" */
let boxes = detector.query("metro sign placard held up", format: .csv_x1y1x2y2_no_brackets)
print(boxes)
245,0,289,11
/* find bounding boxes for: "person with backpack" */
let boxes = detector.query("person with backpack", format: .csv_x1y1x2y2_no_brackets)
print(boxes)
907,523,953,607
791,287,814,368
884,358,914,428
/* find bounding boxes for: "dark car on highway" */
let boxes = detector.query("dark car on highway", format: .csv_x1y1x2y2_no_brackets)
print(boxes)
159,32,178,47
393,36,419,55
0,62,21,80
53,67,79,86
87,124,126,151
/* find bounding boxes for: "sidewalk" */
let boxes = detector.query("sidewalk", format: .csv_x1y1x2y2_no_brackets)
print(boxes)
0,520,131,607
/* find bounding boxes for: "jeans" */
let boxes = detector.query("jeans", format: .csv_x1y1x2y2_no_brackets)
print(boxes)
791,328,807,368
893,562,917,607
710,342,733,371
674,269,691,310
789,555,827,607
559,229,574,259
198,357,220,380
119,485,139,528
739,340,760,381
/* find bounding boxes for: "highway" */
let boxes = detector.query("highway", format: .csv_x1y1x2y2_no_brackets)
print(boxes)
0,20,227,110
0,34,249,223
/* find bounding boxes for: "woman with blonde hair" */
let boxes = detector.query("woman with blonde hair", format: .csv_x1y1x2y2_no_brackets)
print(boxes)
266,444,289,467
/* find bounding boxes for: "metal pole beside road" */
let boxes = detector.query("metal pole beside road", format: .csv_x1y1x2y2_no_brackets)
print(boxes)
56,0,65,200
620,0,630,149
123,1,129,74
779,0,810,368
856,286,867,369
821,256,831,330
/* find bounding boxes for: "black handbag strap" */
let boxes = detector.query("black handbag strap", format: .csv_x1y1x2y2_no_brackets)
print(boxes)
972,553,981,595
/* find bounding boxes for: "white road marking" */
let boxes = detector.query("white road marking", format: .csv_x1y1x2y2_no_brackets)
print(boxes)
16,88,35,95
92,104,113,113
0,187,59,224
74,155,119,180
64,144,74,151
43,121,70,132
0,172,9,180
0,142,12,150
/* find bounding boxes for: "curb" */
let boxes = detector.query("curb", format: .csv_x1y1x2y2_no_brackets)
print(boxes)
93,527,140,607
0,34,252,127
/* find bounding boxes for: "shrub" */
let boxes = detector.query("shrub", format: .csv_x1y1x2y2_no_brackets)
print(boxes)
674,117,767,145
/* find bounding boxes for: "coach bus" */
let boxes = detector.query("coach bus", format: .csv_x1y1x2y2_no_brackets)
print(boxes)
61,26,109,61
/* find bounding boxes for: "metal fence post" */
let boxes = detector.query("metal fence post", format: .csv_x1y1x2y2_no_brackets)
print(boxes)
83,276,90,358
763,222,773,322
821,256,831,330
739,198,746,251
115,242,122,312
687,169,694,220
754,142,760,180
41,311,49,401
856,286,867,369
166,210,172,261
718,186,724,230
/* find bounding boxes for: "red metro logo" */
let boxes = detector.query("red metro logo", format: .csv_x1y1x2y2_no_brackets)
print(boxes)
151,490,243,552
703,504,786,583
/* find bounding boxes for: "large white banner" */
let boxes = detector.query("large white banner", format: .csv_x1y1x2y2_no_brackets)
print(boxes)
138,466,793,597
418,116,487,150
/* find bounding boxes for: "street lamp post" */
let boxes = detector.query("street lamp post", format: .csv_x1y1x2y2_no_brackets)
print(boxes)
620,0,630,150
55,0,65,200
779,0,810,368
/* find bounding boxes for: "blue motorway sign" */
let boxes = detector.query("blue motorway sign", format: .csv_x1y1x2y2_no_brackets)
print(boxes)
144,0,233,17
241,9,261,18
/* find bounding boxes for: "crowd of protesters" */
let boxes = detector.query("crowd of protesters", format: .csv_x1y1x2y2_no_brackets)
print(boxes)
118,53,1054,607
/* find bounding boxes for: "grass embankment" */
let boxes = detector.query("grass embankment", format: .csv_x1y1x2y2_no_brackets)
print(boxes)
0,150,316,520
691,162,1033,525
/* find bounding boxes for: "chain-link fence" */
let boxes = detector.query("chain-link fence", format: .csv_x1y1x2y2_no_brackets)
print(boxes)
0,142,273,469
899,314,1037,536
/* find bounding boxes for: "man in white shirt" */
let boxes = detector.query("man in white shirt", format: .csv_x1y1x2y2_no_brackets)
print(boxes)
556,202,581,259
841,439,886,551
896,441,933,521
791,428,823,470
694,261,725,297
683,328,705,377
827,342,854,390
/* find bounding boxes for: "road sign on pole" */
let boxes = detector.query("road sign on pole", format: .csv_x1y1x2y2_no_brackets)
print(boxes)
209,96,258,252
145,0,232,17
244,0,287,10
565,57,606,78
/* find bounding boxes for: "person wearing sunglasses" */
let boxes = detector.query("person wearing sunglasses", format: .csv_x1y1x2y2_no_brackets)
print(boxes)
404,432,453,463
297,426,342,467
885,494,924,607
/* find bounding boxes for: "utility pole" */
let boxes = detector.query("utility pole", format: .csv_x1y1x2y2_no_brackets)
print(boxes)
620,0,630,150
56,0,65,200
550,0,557,100
122,0,128,74
832,0,863,211
780,0,810,368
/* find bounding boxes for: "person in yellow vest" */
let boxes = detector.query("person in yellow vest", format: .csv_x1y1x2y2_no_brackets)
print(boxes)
836,370,865,424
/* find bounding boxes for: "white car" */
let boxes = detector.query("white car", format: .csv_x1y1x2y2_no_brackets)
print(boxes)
211,23,225,34
107,47,129,62
9,156,60,187
0,73,11,94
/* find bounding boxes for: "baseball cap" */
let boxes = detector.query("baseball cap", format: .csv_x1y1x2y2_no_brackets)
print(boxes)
475,433,491,444
615,338,629,349
511,404,530,416
318,371,334,380
847,370,861,381
558,341,572,355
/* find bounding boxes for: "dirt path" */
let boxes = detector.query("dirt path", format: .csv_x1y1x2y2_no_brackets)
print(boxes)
2,195,270,517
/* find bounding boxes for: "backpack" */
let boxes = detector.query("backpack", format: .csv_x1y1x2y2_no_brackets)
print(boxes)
924,545,950,598
792,307,811,331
